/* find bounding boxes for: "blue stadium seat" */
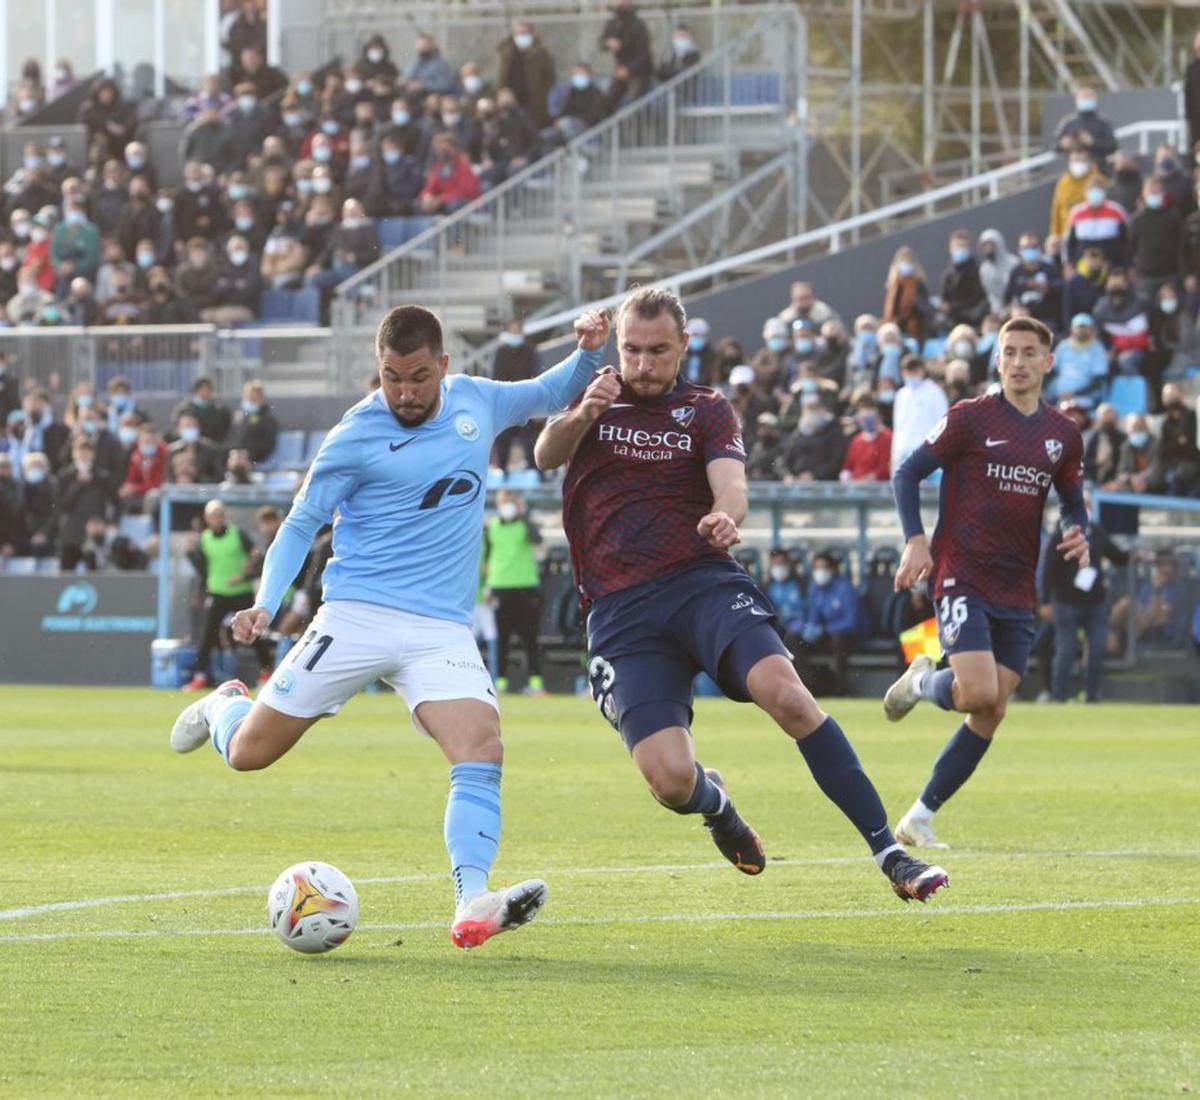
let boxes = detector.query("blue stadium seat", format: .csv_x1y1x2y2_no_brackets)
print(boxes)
921,337,947,359
261,288,321,325
685,71,780,109
4,556,37,574
1109,374,1148,417
377,216,438,252
118,514,154,543
507,468,541,489
303,430,327,464
262,430,306,470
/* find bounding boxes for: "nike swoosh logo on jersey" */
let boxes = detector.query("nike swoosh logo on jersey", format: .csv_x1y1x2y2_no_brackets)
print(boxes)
389,438,416,452
750,607,769,616
984,437,1008,447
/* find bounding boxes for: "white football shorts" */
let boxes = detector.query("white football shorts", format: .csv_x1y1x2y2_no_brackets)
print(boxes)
257,599,498,735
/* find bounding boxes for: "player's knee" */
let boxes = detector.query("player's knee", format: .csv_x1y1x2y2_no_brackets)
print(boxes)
458,718,504,764
643,759,697,808
766,680,825,738
226,735,271,772
955,681,999,713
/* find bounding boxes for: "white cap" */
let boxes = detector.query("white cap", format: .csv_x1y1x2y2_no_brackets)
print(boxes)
729,365,755,387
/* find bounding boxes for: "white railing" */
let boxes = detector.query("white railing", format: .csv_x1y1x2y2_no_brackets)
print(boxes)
524,119,1185,338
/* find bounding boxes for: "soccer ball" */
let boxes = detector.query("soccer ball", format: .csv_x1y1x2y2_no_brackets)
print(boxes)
267,861,359,954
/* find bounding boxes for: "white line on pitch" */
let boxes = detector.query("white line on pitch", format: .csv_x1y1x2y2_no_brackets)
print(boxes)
3,848,1198,923
1,897,1197,945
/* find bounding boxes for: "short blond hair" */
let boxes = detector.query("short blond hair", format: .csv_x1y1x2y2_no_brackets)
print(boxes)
615,286,687,337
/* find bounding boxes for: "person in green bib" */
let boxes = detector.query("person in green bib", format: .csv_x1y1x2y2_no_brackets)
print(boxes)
483,489,545,694
185,498,271,690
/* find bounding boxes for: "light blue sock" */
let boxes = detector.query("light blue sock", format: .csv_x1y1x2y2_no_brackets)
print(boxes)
444,762,502,904
209,694,253,765
920,667,957,710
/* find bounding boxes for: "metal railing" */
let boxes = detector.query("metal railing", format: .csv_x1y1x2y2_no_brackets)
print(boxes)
0,325,336,398
331,8,802,347
524,119,1186,339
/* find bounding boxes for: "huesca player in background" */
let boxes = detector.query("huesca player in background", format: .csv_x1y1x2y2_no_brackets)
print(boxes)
169,304,611,949
536,286,948,903
886,316,1090,848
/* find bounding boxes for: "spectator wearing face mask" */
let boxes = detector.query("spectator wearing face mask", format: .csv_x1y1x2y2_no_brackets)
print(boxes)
359,35,398,83
201,235,261,325
1112,413,1163,494
305,198,379,288
18,451,56,556
1005,232,1063,331
942,324,987,386
418,134,482,214
788,318,824,389
1157,384,1200,497
168,410,224,482
794,552,860,696
1052,86,1116,165
873,321,906,386
404,34,457,96
976,229,1019,315
1062,245,1109,328
260,203,309,288
172,376,231,445
176,160,228,242
765,550,806,632
777,280,839,328
1092,272,1150,377
115,179,160,264
840,396,892,482
938,229,989,328
477,90,537,189
7,271,55,325
118,422,167,514
1064,178,1129,269
882,246,932,340
1050,146,1110,240
59,403,124,483
174,238,220,316
658,22,701,81
483,490,546,694
183,73,232,124
152,190,178,266
227,380,278,464
50,199,100,297
21,208,57,293
751,317,792,391
784,392,845,481
679,317,716,385
497,21,557,129
227,83,271,170
1152,144,1193,217
12,394,64,475
1051,313,1108,408
745,412,787,480
1146,286,1183,403
941,358,973,405
43,135,76,187
488,320,539,471
56,438,116,570
890,354,948,473
144,266,194,323
727,364,777,452
543,63,608,146
846,314,881,394
1129,178,1183,302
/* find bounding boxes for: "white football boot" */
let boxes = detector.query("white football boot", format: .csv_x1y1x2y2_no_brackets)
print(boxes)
450,879,548,950
883,654,936,723
170,679,248,753
895,809,950,850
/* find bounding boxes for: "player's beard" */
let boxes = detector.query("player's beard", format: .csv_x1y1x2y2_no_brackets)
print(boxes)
624,366,679,399
390,393,440,427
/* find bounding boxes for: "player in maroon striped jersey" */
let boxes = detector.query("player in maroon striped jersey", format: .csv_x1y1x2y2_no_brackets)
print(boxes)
536,287,948,902
886,316,1090,848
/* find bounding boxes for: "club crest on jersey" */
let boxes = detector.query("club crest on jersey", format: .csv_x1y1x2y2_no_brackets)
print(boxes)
456,415,480,441
1045,438,1063,463
941,619,961,647
670,405,696,428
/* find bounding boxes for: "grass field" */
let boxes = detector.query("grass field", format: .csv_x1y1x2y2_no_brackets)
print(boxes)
1,687,1197,1098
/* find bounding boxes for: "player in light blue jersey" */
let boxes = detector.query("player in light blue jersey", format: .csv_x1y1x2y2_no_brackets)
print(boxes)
169,304,609,949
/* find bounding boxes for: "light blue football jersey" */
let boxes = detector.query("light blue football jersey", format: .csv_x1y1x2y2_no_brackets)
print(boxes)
254,346,602,625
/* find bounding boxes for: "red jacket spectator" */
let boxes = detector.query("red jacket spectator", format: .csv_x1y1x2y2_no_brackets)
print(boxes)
1065,197,1129,267
21,234,55,292
122,440,168,500
419,151,482,209
841,426,893,481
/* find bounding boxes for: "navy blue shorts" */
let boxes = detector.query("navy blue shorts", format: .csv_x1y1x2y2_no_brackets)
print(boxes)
935,593,1036,677
585,559,792,750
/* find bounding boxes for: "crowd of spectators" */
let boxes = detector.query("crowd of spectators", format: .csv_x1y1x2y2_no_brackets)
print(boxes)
0,1,700,327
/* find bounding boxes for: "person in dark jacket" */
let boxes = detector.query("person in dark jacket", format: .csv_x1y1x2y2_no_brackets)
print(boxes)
80,78,136,162
0,451,22,557
57,405,124,485
783,393,847,481
497,21,557,129
359,34,399,83
18,450,57,556
658,23,702,82
304,198,379,290
172,376,231,444
55,437,115,570
176,161,228,242
181,106,236,176
1187,31,1200,152
168,410,224,483
793,551,860,696
236,46,287,101
1040,512,1128,702
542,63,608,146
1159,382,1200,497
1092,270,1151,376
1061,245,1109,328
372,134,425,216
201,235,262,324
1129,177,1183,301
174,237,221,316
600,0,655,98
939,228,989,327
1004,231,1063,332
227,380,278,464
490,320,540,471
227,83,272,170
681,316,717,385
1050,86,1117,166
115,178,160,263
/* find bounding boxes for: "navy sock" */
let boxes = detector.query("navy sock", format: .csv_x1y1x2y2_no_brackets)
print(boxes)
919,722,991,811
668,761,728,818
920,667,957,710
796,716,895,855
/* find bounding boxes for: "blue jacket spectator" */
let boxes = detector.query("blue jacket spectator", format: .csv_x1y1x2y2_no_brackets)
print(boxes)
805,561,861,639
1051,315,1109,407
765,550,805,633
405,35,458,95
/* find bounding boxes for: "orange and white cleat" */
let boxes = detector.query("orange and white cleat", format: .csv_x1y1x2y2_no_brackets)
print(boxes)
170,679,248,753
450,879,548,950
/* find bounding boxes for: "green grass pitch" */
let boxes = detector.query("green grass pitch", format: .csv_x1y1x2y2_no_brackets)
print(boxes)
1,687,1197,1097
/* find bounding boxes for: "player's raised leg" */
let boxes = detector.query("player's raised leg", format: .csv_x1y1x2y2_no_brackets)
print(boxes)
741,646,948,902
896,654,1020,849
417,698,547,949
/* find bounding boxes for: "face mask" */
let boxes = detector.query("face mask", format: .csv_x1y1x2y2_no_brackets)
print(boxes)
76,394,94,409
767,336,788,353
903,372,923,388
1108,286,1126,301
1160,297,1178,314
391,110,410,125
0,257,13,271
345,79,363,95
235,215,255,231
499,331,524,348
281,112,305,129
688,336,707,351
312,175,333,192
442,112,461,127
297,178,314,194
769,564,791,583
25,467,46,484
112,395,131,412
351,154,371,171
811,568,833,586
950,246,970,264
367,48,384,64
313,146,333,164
571,74,591,90
1069,160,1090,179
13,223,29,238
238,96,257,113
1129,431,1149,448
1145,193,1164,210
229,250,249,266
75,462,92,476
497,501,519,521
30,227,48,243
1072,329,1092,345
463,75,483,94
65,210,85,225
382,148,402,165
514,33,533,49
24,155,42,170
192,397,210,408
856,331,877,352
672,37,694,53
321,119,339,135
1021,246,1041,263
189,253,207,269
1076,97,1096,113
897,260,915,277
241,400,260,415
881,344,901,362
48,152,65,167
127,153,145,169
228,184,250,201
859,412,879,433
118,426,138,445
793,338,814,355
133,249,155,268
953,339,974,359
81,420,99,435
180,426,200,443
186,179,204,192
